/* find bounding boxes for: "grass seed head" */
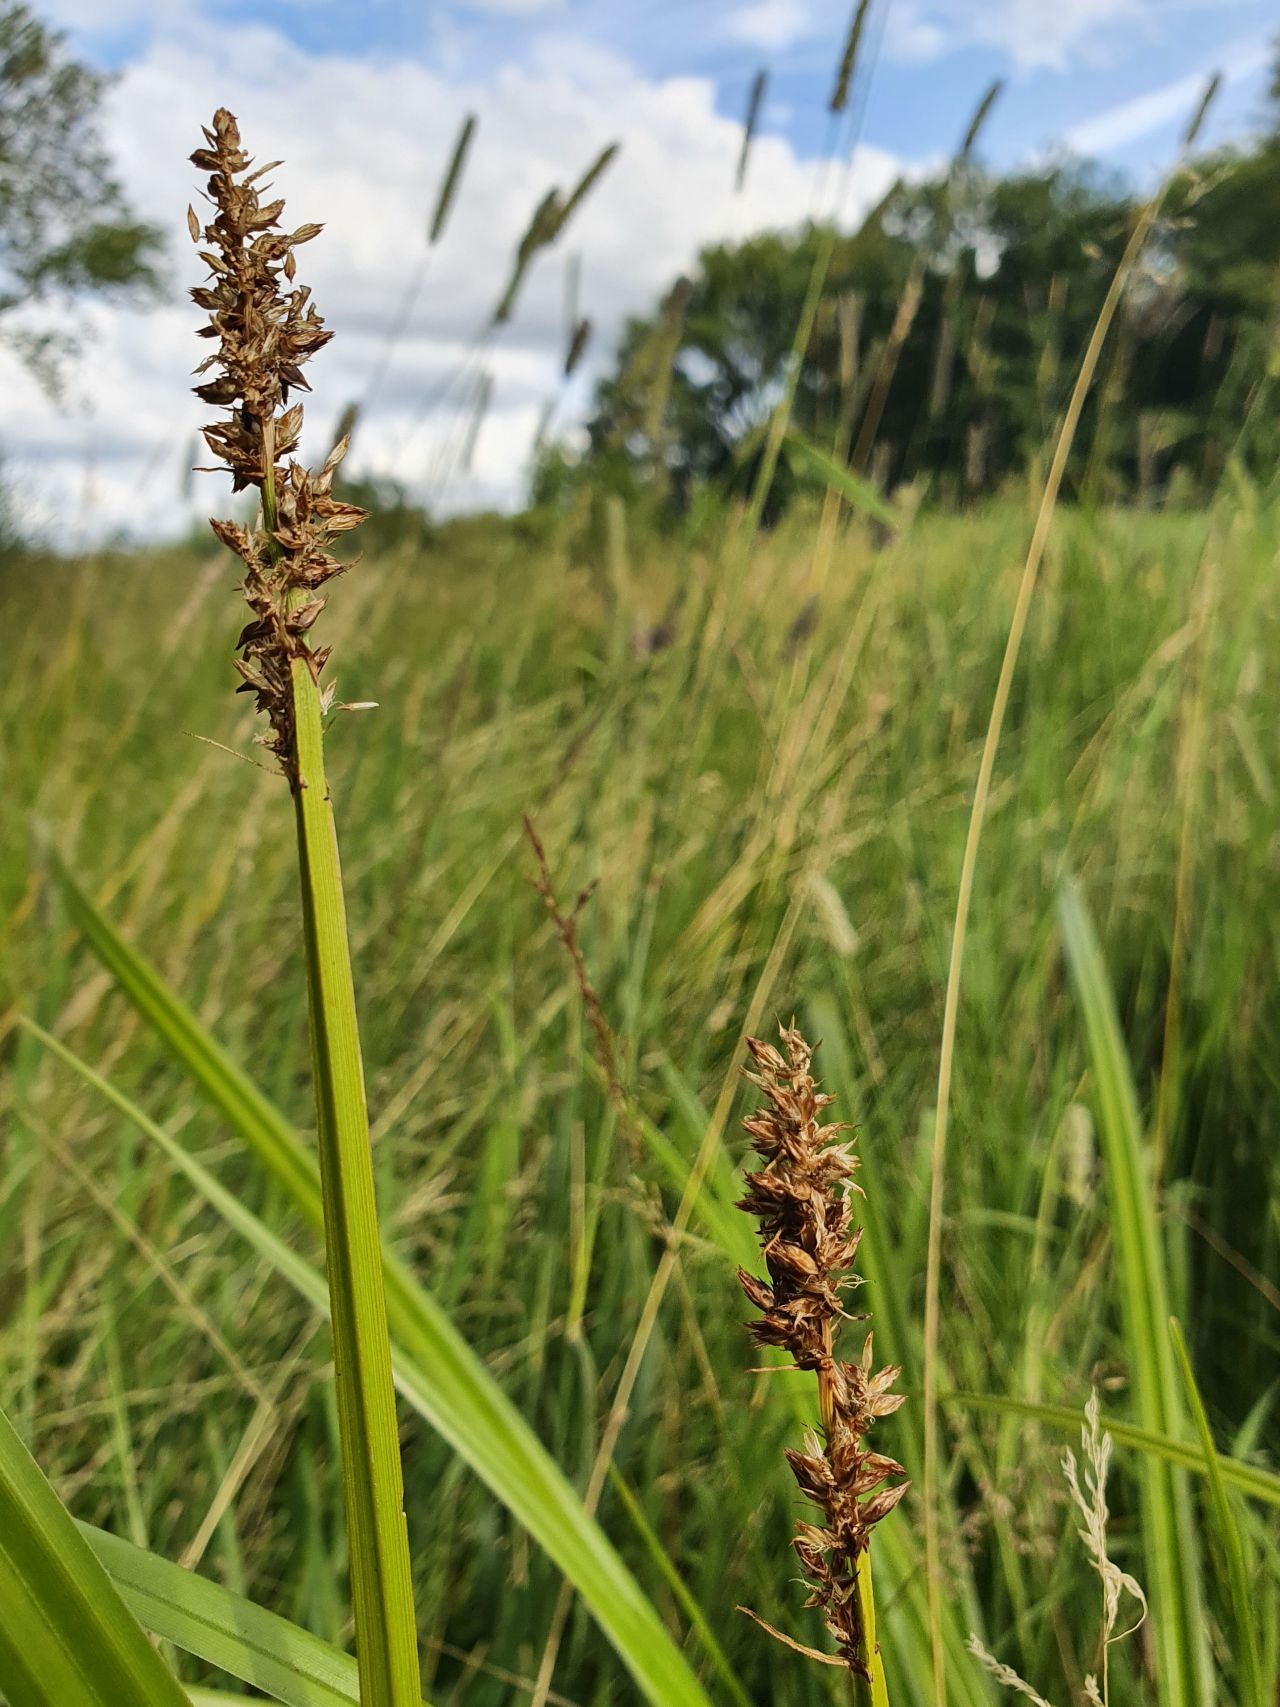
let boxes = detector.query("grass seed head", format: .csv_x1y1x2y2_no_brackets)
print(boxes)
737,1023,907,1677
189,108,365,782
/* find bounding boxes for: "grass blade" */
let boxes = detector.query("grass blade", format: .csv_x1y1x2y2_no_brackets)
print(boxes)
25,941,715,1707
783,431,899,528
0,1403,190,1707
1169,1318,1265,1707
79,1521,399,1707
607,1467,754,1707
942,1390,1280,1507
1058,878,1213,1705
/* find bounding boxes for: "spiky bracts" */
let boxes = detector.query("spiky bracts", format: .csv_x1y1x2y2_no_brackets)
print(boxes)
738,1025,907,1677
189,108,365,782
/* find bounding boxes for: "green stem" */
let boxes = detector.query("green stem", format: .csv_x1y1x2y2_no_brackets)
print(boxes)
261,428,419,1705
290,655,421,1706
290,648,421,1693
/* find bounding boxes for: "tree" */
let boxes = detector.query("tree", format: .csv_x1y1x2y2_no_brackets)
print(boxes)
0,2,163,387
582,162,1139,511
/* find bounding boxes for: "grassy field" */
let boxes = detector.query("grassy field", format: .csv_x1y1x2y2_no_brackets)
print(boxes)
1,487,1277,1705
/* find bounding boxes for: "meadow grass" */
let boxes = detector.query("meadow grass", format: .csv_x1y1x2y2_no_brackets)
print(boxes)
1,485,1278,1704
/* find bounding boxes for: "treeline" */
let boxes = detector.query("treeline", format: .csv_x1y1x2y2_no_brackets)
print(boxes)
553,82,1280,517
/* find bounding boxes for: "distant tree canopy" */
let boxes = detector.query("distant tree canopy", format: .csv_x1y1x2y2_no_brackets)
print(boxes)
0,2,163,387
571,107,1280,516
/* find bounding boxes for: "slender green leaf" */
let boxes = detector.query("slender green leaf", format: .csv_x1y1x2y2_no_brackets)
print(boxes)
288,658,420,1707
783,432,899,528
1169,1318,1265,1707
635,1110,753,1270
1058,879,1213,1706
608,1467,753,1707
942,1389,1280,1506
79,1521,394,1707
0,1404,190,1707
25,964,714,1707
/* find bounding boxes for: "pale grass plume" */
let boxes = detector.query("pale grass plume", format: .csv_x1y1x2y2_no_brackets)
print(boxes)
968,1390,1146,1707
1063,1390,1148,1704
965,1637,1057,1707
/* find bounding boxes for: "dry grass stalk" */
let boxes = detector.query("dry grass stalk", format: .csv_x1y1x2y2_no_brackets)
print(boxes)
967,1392,1146,1707
552,142,620,237
522,814,626,1120
563,315,592,378
958,78,1004,163
642,275,694,446
493,186,564,324
829,0,874,115
188,108,365,783
736,1024,906,1679
492,144,619,327
736,69,768,193
430,112,477,246
850,261,923,475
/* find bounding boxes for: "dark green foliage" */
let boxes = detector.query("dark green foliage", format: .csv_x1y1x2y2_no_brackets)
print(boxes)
0,2,163,386
583,136,1280,514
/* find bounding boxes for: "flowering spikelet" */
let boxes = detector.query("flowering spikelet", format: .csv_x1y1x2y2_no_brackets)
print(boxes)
738,1024,907,1677
188,108,366,782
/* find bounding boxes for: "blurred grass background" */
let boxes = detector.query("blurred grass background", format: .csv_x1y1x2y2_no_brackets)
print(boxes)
1,484,1277,1703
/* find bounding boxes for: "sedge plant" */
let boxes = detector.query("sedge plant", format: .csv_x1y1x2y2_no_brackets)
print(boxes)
735,1023,906,1703
187,108,420,1707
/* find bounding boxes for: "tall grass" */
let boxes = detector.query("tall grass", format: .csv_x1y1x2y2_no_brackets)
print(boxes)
4,485,1277,1701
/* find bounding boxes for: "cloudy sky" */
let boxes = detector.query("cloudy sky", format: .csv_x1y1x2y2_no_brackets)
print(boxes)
4,0,1275,544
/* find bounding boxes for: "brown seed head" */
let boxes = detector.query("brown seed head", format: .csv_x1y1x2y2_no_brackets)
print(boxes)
189,108,365,782
737,1023,907,1677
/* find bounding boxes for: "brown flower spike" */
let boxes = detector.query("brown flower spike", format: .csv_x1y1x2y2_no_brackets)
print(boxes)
737,1025,907,1678
189,108,366,782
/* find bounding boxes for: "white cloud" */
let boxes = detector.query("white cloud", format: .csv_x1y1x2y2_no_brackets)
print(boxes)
723,0,813,51
1,8,901,544
888,0,1149,73
1063,34,1272,154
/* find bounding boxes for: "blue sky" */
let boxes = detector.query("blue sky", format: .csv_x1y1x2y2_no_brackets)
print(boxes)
8,0,1277,544
72,0,1277,180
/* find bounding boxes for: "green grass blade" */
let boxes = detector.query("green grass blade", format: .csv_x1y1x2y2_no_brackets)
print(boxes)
941,1390,1280,1506
607,1466,754,1707
1169,1318,1266,1707
0,1404,191,1707
25,996,714,1707
79,1521,400,1707
288,659,420,1707
783,431,899,528
49,851,319,1218
1058,879,1213,1706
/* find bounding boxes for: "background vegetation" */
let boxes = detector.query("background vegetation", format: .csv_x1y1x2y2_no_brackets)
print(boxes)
3,478,1279,1702
1,6,1278,1706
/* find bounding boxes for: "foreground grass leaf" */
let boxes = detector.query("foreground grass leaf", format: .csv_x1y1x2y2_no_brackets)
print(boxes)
0,1403,190,1707
1169,1318,1265,1707
80,1521,398,1707
31,873,716,1707
1058,880,1214,1706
